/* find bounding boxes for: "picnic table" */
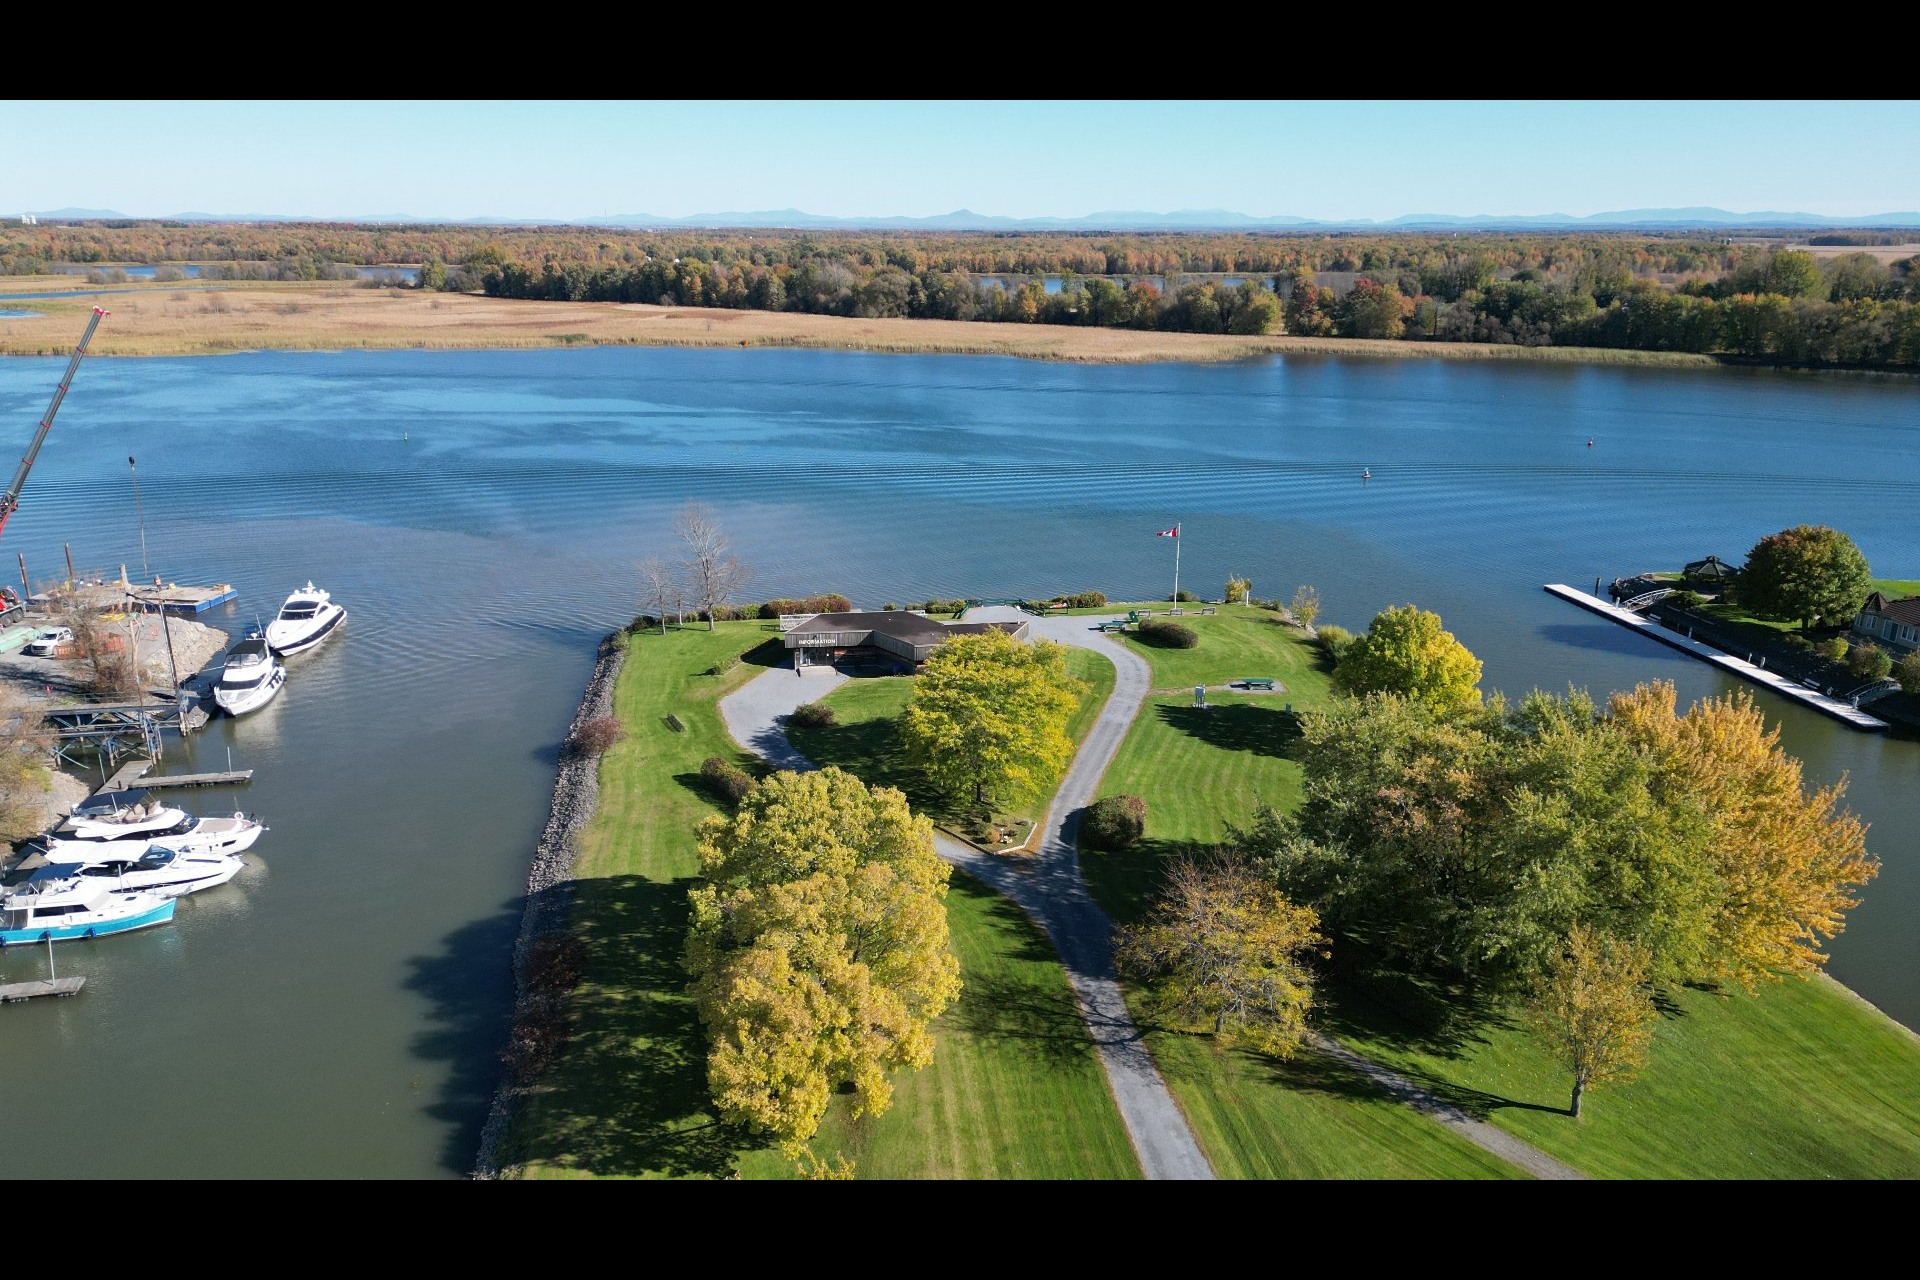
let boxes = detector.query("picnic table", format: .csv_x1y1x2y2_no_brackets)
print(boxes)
1096,620,1127,633
1241,677,1276,690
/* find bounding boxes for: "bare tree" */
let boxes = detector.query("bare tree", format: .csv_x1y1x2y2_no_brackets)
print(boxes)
0,682,56,841
54,587,140,699
636,554,677,635
675,500,752,632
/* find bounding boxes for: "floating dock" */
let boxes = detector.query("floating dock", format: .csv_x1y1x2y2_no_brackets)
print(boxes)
0,976,86,1003
130,583,237,615
1543,584,1891,732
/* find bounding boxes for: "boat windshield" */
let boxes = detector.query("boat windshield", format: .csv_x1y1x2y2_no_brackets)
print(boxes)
280,603,319,620
136,848,178,869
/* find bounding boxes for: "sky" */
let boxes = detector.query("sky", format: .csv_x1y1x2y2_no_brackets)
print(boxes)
6,100,1918,222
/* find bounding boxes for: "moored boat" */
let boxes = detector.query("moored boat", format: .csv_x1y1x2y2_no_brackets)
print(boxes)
17,845,244,899
0,879,175,946
214,629,285,716
41,811,266,862
264,582,346,657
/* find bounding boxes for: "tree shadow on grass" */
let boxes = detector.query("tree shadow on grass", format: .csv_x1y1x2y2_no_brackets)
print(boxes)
494,874,767,1178
785,717,944,814
742,638,786,670
939,874,1101,1070
1154,702,1299,760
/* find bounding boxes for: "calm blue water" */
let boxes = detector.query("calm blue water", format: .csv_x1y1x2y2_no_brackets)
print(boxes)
0,346,1912,1175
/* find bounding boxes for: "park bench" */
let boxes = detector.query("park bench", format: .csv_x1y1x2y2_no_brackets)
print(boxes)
1096,620,1127,633
1240,677,1276,691
1167,608,1186,616
1199,607,1218,615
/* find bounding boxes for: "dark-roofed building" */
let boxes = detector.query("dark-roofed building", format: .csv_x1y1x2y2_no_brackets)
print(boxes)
1854,592,1920,654
784,611,1030,672
1683,555,1740,584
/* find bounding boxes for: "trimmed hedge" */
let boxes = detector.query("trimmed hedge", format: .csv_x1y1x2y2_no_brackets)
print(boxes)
788,701,836,729
1082,795,1147,851
700,756,755,805
1136,618,1198,649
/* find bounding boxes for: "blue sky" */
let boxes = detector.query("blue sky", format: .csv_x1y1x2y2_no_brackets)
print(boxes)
6,100,1917,221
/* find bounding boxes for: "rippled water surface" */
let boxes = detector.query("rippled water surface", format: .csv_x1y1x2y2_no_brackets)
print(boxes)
0,347,1913,1176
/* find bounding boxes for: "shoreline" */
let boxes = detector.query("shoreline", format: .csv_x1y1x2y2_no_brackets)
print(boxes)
0,282,1881,373
471,633,626,1179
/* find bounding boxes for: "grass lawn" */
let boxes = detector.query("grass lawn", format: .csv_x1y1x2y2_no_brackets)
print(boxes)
1872,578,1920,598
505,623,1137,1178
1083,605,1336,922
786,646,1114,846
1325,974,1920,1179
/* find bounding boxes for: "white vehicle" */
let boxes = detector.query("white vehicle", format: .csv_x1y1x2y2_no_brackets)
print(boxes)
214,630,285,716
22,626,73,657
264,582,346,657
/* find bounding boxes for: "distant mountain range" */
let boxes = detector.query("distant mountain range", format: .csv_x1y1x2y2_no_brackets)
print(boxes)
16,205,1920,232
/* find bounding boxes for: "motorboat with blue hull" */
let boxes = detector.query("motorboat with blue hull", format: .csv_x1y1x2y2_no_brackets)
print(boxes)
214,629,285,716
265,582,345,657
0,879,175,946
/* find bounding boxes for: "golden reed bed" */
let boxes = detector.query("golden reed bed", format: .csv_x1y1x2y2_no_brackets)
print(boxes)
0,278,1723,368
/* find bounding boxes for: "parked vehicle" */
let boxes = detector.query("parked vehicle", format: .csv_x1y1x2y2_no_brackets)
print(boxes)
22,626,73,657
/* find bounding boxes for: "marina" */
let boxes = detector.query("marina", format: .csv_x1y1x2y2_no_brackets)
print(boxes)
1543,584,1892,732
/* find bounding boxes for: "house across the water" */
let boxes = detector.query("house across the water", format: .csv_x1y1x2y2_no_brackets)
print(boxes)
1854,592,1920,654
783,610,1030,673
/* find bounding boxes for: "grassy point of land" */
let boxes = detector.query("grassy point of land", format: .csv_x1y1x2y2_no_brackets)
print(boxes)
786,646,1114,851
1872,578,1920,598
506,621,1136,1178
0,280,1731,368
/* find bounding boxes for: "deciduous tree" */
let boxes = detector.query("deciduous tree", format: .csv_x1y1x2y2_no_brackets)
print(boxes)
1288,584,1321,631
1115,855,1324,1056
685,767,960,1151
1735,524,1872,630
0,682,54,841
900,629,1079,809
1331,604,1482,709
1527,925,1656,1119
675,500,752,631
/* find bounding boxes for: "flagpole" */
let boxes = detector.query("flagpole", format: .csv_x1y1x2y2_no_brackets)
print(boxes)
1173,521,1181,604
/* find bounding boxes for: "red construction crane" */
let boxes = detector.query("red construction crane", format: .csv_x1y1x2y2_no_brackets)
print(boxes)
0,306,108,544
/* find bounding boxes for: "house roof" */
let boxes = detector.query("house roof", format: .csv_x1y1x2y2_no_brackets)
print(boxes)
1862,593,1920,626
786,611,952,645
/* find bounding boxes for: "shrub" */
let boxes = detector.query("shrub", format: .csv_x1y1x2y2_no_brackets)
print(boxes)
1783,632,1815,652
1174,590,1198,603
1814,636,1849,663
1082,795,1147,851
1066,591,1107,609
1136,619,1198,648
758,595,853,619
707,653,740,677
1666,589,1707,610
1847,642,1892,681
883,603,898,611
607,628,630,653
568,716,623,758
788,700,836,729
1896,649,1920,695
700,756,755,805
1316,623,1354,663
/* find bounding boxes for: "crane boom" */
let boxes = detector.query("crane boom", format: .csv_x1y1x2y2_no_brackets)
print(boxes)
0,306,108,541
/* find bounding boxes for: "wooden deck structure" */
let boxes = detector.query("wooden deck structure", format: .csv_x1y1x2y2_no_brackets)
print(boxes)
0,976,86,1002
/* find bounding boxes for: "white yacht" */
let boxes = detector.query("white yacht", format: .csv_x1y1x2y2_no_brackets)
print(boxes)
19,845,243,899
45,809,266,860
265,582,346,656
63,796,192,841
0,878,175,946
214,629,285,716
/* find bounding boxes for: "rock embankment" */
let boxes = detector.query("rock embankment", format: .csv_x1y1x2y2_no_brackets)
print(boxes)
471,633,627,1179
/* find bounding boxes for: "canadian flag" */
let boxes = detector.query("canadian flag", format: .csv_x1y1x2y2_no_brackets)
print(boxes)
1155,525,1179,538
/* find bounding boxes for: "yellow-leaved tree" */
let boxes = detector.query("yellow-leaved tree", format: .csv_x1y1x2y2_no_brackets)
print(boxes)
900,628,1079,811
1115,855,1325,1058
1606,681,1877,987
1527,924,1657,1119
685,767,961,1152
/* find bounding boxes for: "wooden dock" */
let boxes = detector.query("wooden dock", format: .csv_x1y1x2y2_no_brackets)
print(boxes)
0,976,86,1003
132,770,254,789
1543,584,1891,732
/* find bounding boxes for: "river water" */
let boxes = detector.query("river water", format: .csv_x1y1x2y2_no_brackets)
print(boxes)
0,347,1912,1176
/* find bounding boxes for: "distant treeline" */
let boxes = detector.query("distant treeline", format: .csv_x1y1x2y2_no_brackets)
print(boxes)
4,222,1919,367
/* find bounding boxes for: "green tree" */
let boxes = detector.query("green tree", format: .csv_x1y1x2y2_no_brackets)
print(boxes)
1895,648,1920,695
1332,604,1483,709
1115,855,1324,1057
1764,249,1824,299
1735,524,1873,629
1341,278,1408,339
900,628,1080,809
685,767,961,1151
1526,925,1656,1119
418,257,448,291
